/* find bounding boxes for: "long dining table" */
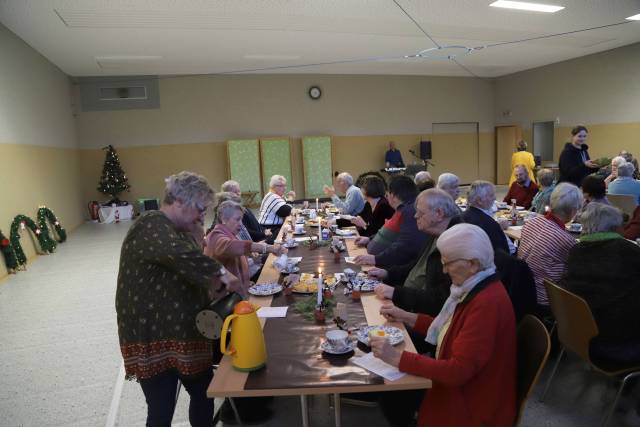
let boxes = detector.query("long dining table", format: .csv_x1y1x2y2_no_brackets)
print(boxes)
206,214,432,426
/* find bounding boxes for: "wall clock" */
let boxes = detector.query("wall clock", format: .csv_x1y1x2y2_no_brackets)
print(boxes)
308,86,322,100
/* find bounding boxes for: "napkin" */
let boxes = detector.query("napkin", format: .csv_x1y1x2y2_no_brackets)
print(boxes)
352,352,406,381
272,254,288,270
257,306,289,318
344,256,357,264
287,257,303,264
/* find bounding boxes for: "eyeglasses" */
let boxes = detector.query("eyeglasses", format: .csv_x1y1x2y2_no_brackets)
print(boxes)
441,258,470,268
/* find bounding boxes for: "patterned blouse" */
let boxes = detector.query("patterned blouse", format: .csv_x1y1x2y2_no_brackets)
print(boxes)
116,211,223,380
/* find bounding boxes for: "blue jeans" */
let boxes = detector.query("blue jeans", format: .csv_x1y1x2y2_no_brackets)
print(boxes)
139,368,214,427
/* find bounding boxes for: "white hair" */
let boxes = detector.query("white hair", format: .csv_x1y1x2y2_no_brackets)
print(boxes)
611,156,627,168
617,162,635,177
467,181,495,210
163,171,214,209
422,188,459,219
414,171,432,185
580,203,623,234
437,223,495,270
550,183,583,219
269,175,287,188
337,172,353,186
536,169,554,187
437,173,459,190
216,200,245,223
221,180,240,192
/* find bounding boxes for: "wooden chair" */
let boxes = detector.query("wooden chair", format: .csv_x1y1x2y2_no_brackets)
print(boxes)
607,193,637,218
515,315,551,426
540,279,640,426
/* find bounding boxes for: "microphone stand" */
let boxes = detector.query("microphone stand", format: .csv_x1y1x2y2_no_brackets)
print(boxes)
408,150,436,169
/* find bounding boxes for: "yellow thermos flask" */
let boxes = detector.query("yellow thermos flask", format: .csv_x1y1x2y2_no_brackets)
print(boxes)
220,301,267,371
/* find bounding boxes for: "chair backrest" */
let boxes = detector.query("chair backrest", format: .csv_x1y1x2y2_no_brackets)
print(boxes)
607,193,637,217
515,315,551,426
544,279,599,361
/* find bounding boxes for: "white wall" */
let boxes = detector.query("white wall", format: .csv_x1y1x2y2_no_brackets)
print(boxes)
0,24,77,148
494,42,640,128
76,73,495,148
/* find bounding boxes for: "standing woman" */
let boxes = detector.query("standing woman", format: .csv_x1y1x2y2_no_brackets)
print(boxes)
558,125,600,187
509,140,536,187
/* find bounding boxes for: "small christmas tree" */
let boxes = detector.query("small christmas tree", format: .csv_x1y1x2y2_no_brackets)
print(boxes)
97,145,130,205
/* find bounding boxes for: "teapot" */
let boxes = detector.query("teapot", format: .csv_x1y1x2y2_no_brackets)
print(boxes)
220,301,267,371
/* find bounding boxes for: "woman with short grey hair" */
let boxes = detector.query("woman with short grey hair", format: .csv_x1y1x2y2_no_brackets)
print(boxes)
518,183,582,313
530,168,555,213
562,202,640,365
206,200,286,297
437,173,460,201
608,161,640,204
259,175,296,238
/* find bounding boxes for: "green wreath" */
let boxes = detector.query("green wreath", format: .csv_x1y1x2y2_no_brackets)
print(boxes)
0,229,19,272
37,206,67,243
10,214,55,266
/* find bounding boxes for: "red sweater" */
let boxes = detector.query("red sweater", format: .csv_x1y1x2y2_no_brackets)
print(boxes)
398,279,517,427
623,206,640,240
503,181,539,210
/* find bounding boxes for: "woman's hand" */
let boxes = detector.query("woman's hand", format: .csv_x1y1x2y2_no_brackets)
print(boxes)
354,236,370,247
367,267,388,280
270,244,288,256
351,216,367,229
370,336,402,367
354,254,375,266
286,191,296,201
379,302,417,327
584,160,599,169
374,284,394,300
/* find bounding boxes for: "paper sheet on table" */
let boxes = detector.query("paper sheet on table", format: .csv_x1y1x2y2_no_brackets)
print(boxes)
344,256,357,264
257,306,289,318
288,257,303,264
352,352,406,381
294,236,316,242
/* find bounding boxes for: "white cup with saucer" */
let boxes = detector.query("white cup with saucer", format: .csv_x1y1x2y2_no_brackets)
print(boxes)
325,330,350,352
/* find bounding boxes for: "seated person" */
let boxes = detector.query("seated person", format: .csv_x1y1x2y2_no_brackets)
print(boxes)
354,175,427,268
414,171,435,192
258,175,295,238
372,224,516,427
518,183,583,316
603,156,627,187
581,175,610,206
530,168,555,213
323,172,365,216
385,140,404,167
461,180,510,254
503,164,539,209
348,176,394,237
561,203,640,365
371,189,462,316
608,161,640,205
205,201,286,298
437,173,460,202
221,180,269,242
623,206,640,240
620,150,640,180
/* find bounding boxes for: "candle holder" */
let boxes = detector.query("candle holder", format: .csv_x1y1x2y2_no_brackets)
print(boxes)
351,288,361,302
314,306,326,323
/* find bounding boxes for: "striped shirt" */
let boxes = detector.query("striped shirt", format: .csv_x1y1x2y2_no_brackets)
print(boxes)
517,214,576,305
258,191,288,226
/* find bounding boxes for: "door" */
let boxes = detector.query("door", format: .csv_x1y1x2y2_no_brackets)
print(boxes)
495,126,521,185
533,121,555,165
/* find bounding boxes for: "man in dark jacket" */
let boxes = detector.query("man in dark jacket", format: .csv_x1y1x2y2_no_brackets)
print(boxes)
370,188,460,316
463,180,510,254
354,175,427,268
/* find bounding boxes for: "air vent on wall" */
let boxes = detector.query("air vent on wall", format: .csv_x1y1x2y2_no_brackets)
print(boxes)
78,76,160,112
99,86,147,101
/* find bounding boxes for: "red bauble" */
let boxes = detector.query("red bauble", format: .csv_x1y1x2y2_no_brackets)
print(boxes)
1,239,9,247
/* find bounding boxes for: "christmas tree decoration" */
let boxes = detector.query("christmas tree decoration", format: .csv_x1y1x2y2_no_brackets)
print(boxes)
37,206,67,243
97,145,130,204
0,229,19,273
10,214,56,266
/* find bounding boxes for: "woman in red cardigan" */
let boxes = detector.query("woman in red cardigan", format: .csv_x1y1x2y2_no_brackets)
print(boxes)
371,223,517,427
205,200,286,298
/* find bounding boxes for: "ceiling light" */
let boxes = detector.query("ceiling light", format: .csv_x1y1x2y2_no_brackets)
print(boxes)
489,1,565,13
626,14,640,20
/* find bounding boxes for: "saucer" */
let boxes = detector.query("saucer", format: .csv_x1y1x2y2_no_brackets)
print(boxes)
284,243,299,248
321,340,355,355
293,230,306,235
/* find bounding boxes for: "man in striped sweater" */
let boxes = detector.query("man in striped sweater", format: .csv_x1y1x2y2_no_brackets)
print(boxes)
517,183,583,316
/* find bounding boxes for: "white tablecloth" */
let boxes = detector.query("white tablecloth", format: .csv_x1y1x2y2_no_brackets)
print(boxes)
98,205,134,224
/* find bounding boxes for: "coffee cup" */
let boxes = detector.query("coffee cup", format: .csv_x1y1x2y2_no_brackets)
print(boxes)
294,223,305,234
286,237,296,246
326,329,350,351
569,223,582,232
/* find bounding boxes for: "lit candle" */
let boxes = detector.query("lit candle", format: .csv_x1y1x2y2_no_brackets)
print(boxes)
317,269,323,306
315,198,319,211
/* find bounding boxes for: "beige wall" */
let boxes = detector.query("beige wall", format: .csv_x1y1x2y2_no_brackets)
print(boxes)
495,42,640,158
0,24,82,279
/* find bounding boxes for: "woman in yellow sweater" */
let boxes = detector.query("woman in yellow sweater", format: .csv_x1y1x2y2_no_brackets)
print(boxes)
509,140,536,186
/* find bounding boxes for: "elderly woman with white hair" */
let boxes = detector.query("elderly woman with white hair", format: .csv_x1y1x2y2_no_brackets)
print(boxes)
437,173,460,202
608,161,640,204
518,182,583,315
461,180,510,253
530,168,555,213
206,200,286,298
562,203,640,365
323,172,365,216
221,180,269,242
116,171,241,426
372,224,516,427
258,175,296,238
